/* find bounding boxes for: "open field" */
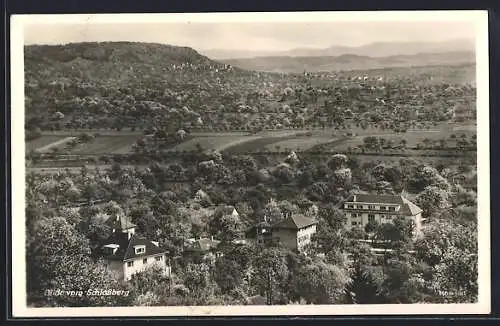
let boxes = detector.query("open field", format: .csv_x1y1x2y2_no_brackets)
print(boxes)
172,136,258,152
68,136,141,154
309,125,476,152
263,136,337,151
36,137,76,153
27,121,476,159
26,136,66,152
27,135,142,154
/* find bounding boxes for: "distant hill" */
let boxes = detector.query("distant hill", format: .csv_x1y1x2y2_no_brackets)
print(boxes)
201,39,475,60
219,51,475,73
24,42,247,87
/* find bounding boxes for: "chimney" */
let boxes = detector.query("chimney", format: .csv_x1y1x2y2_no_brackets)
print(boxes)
353,195,357,202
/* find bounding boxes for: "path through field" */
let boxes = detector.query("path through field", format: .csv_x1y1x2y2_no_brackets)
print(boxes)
36,137,76,153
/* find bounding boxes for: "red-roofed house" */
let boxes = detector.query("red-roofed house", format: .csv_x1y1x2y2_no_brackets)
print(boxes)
341,194,423,236
101,215,170,281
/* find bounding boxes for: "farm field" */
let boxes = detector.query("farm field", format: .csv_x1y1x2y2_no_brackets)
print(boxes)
309,126,476,152
26,136,67,152
264,136,337,151
68,136,141,154
26,121,476,158
172,130,305,152
172,136,259,152
27,135,141,154
36,137,77,153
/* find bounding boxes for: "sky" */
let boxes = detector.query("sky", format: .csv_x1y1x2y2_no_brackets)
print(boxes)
22,17,478,52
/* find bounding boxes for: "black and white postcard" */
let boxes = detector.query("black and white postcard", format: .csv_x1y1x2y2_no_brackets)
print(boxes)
10,11,490,317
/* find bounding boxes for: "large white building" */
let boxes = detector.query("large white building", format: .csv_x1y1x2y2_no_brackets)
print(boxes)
341,194,423,237
100,215,170,281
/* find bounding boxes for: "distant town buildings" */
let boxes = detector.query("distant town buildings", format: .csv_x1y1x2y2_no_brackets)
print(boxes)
100,215,170,281
341,194,423,237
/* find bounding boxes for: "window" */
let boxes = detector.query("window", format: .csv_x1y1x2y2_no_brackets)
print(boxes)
351,213,358,218
381,215,386,219
155,256,163,262
127,261,134,267
357,205,364,209
380,206,387,210
347,204,354,209
368,205,375,210
389,206,396,211
134,245,146,255
143,258,148,264
351,221,357,226
368,214,375,222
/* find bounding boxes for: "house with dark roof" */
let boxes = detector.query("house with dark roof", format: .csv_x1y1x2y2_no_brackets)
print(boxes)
100,215,170,281
246,214,318,252
183,237,222,264
341,194,423,237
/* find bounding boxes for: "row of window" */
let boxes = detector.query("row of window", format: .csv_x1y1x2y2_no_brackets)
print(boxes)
351,215,395,225
126,255,163,267
346,204,397,211
350,213,397,219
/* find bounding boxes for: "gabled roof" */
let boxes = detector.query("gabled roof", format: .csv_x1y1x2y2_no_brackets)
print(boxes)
214,205,237,217
272,214,318,230
101,233,166,261
105,214,136,231
401,197,423,215
345,194,422,216
349,194,405,205
184,238,221,252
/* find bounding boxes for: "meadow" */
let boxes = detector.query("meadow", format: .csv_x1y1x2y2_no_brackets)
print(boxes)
27,135,142,155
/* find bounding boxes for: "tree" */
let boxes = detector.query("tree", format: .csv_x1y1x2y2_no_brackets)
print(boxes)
348,243,384,304
364,219,379,235
379,251,425,303
411,165,450,193
27,216,130,306
431,247,477,303
333,168,352,188
318,204,345,232
295,259,350,304
263,200,284,224
328,154,348,170
252,248,290,305
416,186,451,219
414,220,477,302
84,212,112,253
375,217,413,244
218,213,243,244
129,264,171,299
214,257,245,295
182,263,216,304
